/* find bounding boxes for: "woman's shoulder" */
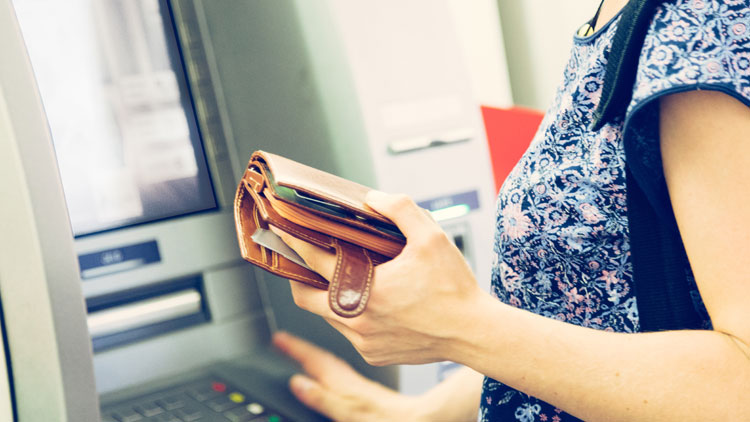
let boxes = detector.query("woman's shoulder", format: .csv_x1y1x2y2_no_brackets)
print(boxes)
650,0,750,50
649,0,750,39
631,0,750,107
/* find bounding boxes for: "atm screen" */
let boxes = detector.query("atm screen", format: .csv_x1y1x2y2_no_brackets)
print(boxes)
14,0,216,237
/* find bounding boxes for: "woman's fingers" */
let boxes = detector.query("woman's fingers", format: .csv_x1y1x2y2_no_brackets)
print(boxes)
365,190,439,239
269,225,337,280
272,331,348,380
288,280,332,316
266,225,336,315
288,374,359,422
273,332,388,421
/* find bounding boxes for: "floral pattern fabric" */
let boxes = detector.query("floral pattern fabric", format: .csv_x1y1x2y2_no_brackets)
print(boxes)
480,1,750,421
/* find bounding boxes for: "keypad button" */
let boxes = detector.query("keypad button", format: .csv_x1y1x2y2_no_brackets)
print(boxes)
228,392,245,404
206,396,240,412
224,407,255,422
246,403,264,416
156,395,185,411
173,406,204,422
143,414,180,422
249,415,283,422
186,385,220,402
110,408,143,422
211,381,227,393
134,402,163,417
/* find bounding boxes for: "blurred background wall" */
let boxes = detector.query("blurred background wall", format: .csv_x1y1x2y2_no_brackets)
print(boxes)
496,0,600,111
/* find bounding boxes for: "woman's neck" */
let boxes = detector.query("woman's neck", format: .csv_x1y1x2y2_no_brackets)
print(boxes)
593,0,630,31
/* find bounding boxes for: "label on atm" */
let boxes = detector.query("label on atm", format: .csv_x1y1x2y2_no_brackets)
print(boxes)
417,190,480,222
78,240,161,279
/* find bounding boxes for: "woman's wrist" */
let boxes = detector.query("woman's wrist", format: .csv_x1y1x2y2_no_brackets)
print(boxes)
439,291,508,368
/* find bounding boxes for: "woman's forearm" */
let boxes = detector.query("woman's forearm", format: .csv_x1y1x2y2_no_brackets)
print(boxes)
446,294,750,421
415,367,484,422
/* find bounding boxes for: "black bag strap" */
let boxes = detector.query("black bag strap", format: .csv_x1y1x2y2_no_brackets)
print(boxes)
626,170,704,331
591,0,664,131
593,0,704,331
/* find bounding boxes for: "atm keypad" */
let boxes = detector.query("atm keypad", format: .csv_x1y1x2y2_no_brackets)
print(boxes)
102,376,284,422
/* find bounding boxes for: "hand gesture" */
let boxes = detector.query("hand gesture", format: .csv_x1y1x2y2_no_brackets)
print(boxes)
272,331,431,422
270,191,487,366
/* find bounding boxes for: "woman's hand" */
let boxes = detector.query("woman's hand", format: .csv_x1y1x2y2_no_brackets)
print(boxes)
272,331,431,422
270,191,487,366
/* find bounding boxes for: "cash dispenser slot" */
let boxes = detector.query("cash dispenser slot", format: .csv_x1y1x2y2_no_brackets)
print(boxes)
86,275,210,352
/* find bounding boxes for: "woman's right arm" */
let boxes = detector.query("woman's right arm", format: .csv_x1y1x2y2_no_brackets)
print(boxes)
272,331,483,422
416,365,484,421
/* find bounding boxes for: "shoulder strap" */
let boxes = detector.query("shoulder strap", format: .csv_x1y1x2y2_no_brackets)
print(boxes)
589,0,702,331
626,169,703,331
591,0,664,131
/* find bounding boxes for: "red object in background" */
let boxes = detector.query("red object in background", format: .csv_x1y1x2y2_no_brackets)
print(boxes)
481,106,544,192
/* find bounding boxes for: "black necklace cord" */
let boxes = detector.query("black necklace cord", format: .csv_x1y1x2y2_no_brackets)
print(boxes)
579,0,606,37
590,0,607,33
590,0,666,130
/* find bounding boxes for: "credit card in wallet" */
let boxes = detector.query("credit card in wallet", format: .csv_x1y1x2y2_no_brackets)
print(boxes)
261,164,405,240
251,228,312,270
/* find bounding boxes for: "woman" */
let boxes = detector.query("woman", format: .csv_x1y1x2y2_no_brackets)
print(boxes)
271,0,750,420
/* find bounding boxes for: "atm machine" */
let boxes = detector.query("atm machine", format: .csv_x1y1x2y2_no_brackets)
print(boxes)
2,0,360,420
0,0,510,420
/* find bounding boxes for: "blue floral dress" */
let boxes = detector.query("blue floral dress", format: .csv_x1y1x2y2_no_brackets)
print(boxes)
480,1,750,421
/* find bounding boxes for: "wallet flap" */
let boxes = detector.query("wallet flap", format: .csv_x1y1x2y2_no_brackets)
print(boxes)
264,189,403,258
253,150,392,225
329,239,373,317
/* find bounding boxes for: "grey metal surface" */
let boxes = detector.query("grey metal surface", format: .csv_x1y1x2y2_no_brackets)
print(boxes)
194,0,377,185
93,264,270,394
0,0,100,419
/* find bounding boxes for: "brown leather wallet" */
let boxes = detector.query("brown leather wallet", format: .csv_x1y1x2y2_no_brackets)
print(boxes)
234,151,405,317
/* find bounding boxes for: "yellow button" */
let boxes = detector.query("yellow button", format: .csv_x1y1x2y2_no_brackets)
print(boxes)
229,392,245,403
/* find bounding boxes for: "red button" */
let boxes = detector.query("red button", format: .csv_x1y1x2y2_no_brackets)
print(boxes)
211,382,227,393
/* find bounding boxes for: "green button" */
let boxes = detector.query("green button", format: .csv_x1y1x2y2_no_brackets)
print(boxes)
269,416,281,422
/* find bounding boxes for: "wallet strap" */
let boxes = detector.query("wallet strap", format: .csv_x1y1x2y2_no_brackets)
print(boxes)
329,239,373,318
241,165,375,318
